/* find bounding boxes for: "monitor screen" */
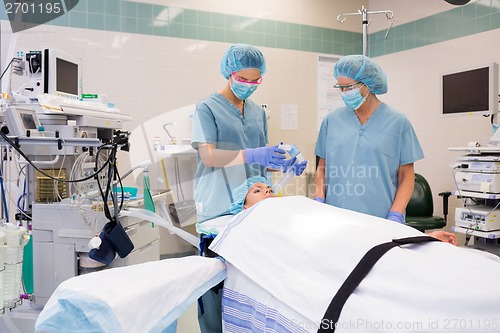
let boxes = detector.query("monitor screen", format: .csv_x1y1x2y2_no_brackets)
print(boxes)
20,112,37,130
441,63,498,116
43,49,82,100
56,58,79,96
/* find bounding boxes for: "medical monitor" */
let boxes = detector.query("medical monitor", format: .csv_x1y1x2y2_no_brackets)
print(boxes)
4,106,42,136
441,62,499,116
43,49,82,100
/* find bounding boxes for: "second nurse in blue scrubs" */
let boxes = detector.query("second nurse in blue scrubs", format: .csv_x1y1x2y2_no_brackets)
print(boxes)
313,55,424,223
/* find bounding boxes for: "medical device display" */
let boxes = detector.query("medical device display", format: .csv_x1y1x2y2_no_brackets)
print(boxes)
4,106,42,136
19,49,82,100
454,170,500,193
441,62,499,116
44,48,82,99
274,143,304,194
455,206,500,231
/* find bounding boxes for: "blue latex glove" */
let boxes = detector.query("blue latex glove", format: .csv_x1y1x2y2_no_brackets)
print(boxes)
387,211,404,224
244,145,286,169
282,157,308,176
314,197,325,203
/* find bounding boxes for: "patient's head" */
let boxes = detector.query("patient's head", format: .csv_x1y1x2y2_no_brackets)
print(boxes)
230,176,276,214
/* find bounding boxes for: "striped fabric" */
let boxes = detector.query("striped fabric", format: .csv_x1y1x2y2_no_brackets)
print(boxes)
222,288,308,333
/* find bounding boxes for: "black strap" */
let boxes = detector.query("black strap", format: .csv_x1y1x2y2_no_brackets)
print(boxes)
318,236,440,333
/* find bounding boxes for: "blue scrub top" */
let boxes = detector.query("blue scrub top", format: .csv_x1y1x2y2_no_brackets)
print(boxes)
314,103,424,218
192,92,268,222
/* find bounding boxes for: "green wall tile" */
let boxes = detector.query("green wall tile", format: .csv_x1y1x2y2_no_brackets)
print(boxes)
321,41,334,54
183,24,197,39
69,11,87,28
251,19,264,33
476,2,491,17
462,3,476,20
311,39,322,52
183,10,197,25
288,23,300,38
87,0,104,14
122,1,137,18
169,22,182,38
104,0,121,16
276,36,288,49
276,21,288,36
251,32,265,46
492,12,500,29
321,27,333,42
88,13,105,30
137,3,152,20
105,15,121,32
238,30,251,43
476,16,491,32
211,13,225,29
264,34,277,48
264,20,277,35
198,11,211,26
226,29,239,43
299,25,312,39
153,24,169,37
300,37,312,51
212,27,225,42
289,36,300,50
122,17,137,33
137,18,153,35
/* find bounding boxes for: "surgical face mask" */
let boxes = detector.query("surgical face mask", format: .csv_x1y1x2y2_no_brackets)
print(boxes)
230,78,258,100
341,86,367,110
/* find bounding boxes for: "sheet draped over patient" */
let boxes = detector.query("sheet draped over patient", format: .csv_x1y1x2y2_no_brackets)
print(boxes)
35,256,226,333
210,196,500,333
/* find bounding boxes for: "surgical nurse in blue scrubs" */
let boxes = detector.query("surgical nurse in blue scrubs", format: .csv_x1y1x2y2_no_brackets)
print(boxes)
192,44,290,224
191,43,305,333
313,55,424,224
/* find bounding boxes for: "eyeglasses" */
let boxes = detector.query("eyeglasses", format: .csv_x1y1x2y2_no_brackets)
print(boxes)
333,81,363,92
231,73,263,85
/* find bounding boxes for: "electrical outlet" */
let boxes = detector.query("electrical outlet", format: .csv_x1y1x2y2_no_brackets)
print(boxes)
260,104,270,119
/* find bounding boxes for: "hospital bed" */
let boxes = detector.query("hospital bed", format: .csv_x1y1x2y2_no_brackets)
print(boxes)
35,196,500,333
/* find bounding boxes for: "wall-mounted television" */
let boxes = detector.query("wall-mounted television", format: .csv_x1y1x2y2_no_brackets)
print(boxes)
441,62,499,116
43,49,82,100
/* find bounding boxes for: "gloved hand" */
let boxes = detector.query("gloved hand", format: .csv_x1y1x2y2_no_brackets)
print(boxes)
244,146,286,169
314,197,325,203
386,211,404,224
282,157,308,176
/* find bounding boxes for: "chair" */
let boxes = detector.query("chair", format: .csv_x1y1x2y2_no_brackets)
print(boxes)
405,173,451,232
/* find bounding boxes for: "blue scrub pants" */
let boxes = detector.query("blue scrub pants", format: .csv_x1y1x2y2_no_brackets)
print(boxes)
198,234,223,333
198,288,223,333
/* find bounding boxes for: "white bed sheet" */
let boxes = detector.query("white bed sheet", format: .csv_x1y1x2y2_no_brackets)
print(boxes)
35,256,226,333
211,196,500,333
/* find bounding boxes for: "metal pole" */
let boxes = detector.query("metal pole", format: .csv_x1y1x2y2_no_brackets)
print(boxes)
361,6,368,56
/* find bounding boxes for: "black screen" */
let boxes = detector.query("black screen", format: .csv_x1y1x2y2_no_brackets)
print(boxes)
442,67,489,115
20,113,37,129
56,58,79,95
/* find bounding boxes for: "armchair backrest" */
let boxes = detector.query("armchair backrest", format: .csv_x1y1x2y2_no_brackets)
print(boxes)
406,174,434,217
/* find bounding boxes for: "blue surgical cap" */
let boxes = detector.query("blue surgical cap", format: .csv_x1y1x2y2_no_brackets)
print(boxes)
334,55,388,95
230,176,272,215
220,44,266,79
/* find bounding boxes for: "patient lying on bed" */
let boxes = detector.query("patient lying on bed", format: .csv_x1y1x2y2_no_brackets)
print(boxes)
210,176,500,333
230,176,457,245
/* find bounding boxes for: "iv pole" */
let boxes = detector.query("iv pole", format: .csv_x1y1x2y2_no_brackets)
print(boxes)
337,6,395,56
